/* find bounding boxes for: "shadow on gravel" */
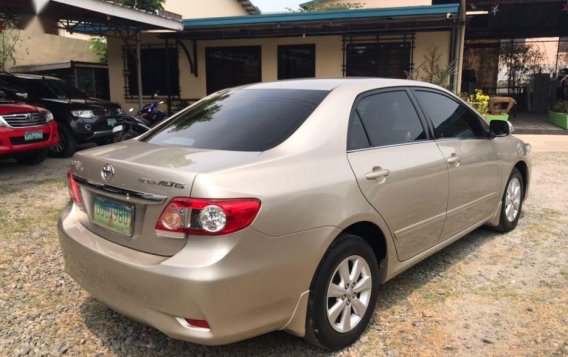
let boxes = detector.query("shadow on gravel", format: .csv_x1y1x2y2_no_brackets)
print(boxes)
79,224,506,356
375,225,505,312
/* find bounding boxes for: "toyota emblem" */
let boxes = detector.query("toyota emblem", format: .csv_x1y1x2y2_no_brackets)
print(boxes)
101,164,115,181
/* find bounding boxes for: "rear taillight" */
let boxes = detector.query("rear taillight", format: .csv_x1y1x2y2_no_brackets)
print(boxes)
155,198,261,239
67,170,83,208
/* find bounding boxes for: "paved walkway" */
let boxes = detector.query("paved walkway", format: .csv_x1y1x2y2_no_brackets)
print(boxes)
514,134,568,153
510,112,568,135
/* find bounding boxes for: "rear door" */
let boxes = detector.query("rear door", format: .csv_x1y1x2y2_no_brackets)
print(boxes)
347,89,449,261
412,89,501,241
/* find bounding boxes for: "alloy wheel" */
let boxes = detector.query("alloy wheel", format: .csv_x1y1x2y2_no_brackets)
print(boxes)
505,177,522,222
326,255,373,333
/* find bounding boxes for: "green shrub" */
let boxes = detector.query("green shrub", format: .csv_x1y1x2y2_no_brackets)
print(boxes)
551,100,568,114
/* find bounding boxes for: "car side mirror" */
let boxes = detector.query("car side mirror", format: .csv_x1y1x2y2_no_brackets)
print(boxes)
490,120,513,137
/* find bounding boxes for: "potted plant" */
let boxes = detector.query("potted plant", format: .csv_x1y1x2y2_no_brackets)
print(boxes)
548,100,568,130
470,89,510,122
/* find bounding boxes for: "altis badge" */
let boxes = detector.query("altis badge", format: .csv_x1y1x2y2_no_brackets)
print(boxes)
138,178,185,190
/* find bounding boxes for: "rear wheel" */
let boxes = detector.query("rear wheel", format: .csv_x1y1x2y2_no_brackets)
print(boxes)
15,149,48,165
305,234,379,350
50,123,76,158
496,168,524,232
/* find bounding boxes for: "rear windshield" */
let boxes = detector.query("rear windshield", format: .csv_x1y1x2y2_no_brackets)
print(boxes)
143,88,329,152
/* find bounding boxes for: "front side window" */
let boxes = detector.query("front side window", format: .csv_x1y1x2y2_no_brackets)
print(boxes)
144,89,329,152
414,90,487,139
350,90,426,148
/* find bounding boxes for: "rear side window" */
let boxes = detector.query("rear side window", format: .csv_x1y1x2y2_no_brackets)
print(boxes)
414,90,487,139
352,90,426,148
144,89,329,152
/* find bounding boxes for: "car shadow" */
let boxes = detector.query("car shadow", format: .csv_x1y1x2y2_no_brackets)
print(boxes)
374,225,504,313
79,225,506,356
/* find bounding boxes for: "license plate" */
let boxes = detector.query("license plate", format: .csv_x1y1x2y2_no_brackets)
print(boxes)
24,131,43,141
93,196,134,236
107,118,117,126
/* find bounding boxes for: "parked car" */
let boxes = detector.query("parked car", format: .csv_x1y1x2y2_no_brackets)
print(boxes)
58,79,531,350
0,73,123,157
0,93,59,165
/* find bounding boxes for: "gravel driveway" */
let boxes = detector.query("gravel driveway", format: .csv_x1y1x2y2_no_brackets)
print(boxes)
0,135,567,356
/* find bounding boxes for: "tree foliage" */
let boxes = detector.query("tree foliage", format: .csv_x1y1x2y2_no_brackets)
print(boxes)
0,19,20,71
499,41,545,88
288,1,363,12
89,37,107,64
121,0,165,12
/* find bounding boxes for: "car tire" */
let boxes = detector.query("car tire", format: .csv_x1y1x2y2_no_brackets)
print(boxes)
14,149,48,165
50,123,76,158
496,168,524,232
305,234,379,350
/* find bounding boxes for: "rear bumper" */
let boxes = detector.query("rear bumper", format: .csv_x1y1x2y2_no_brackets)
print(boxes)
0,121,59,155
58,204,337,345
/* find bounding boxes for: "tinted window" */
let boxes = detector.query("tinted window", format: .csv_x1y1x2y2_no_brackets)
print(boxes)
354,91,426,148
348,113,370,151
346,43,411,79
278,45,316,80
414,90,487,139
126,47,179,97
206,46,261,94
0,76,84,99
144,89,329,152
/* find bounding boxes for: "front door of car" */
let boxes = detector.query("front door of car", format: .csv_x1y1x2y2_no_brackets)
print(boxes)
412,89,501,241
347,89,449,262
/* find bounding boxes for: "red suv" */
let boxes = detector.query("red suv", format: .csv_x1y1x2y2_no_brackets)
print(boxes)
0,98,59,165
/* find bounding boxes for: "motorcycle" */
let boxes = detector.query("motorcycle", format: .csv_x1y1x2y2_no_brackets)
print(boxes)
113,94,168,142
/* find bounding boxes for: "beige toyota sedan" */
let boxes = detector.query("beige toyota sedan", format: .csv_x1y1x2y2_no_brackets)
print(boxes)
58,79,531,350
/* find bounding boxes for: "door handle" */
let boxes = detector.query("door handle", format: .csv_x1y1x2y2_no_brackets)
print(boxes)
447,153,461,167
366,167,391,181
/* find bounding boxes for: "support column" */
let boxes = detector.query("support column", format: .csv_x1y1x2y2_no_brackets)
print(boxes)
136,30,143,110
455,0,466,95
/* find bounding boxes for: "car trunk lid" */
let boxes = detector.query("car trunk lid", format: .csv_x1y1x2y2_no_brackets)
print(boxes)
71,140,260,256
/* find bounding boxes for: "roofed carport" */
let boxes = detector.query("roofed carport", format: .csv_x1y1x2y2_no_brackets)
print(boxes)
0,0,183,108
166,4,463,92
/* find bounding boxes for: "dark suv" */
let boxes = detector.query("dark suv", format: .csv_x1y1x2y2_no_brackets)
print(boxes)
0,73,123,157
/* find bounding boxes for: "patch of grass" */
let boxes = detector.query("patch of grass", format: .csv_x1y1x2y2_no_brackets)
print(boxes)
0,176,67,194
472,285,520,300
0,206,62,240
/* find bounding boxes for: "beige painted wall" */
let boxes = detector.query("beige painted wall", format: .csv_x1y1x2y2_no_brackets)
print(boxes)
164,0,248,18
412,31,452,80
181,36,344,99
107,31,451,108
5,17,98,71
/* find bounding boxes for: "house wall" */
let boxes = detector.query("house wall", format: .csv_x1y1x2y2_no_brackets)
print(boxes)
163,0,249,18
5,17,98,72
413,31,452,79
107,31,452,108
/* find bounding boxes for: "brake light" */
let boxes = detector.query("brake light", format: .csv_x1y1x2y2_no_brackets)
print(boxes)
155,198,261,238
185,319,210,329
67,170,83,208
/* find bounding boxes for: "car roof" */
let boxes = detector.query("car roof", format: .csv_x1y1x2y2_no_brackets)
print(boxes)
244,78,443,92
0,72,62,81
